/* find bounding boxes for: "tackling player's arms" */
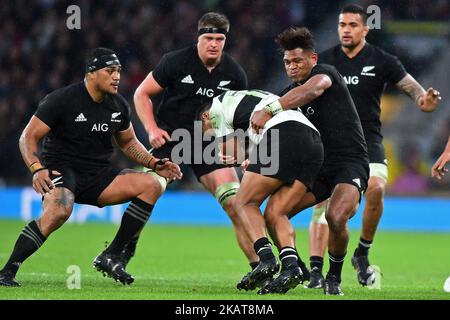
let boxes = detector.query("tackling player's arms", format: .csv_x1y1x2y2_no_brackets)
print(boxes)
278,74,332,110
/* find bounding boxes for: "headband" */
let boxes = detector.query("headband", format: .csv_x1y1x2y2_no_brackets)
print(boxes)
85,54,121,73
197,27,228,36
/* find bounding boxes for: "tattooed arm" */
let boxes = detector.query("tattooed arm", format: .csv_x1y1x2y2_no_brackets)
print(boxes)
114,124,154,168
114,125,182,179
396,74,442,112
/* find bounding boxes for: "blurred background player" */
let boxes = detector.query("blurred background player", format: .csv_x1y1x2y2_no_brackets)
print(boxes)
251,27,369,295
306,4,442,289
0,48,182,287
432,135,450,180
131,12,258,268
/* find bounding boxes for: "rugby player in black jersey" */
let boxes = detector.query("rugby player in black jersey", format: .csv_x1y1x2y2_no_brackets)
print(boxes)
132,13,258,268
306,4,442,289
0,48,182,287
251,27,369,295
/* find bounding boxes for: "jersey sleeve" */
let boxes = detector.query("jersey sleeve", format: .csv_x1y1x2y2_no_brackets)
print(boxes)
34,91,63,128
383,54,407,85
309,64,336,85
151,53,174,88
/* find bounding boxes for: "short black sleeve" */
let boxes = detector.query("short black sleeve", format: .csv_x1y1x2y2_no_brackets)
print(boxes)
115,94,132,131
34,91,64,128
309,64,337,85
151,54,174,88
383,53,407,85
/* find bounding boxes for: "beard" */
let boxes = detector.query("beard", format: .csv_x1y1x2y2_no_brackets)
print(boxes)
341,38,361,49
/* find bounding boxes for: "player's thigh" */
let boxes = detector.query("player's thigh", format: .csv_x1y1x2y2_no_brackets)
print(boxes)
199,167,240,194
235,171,283,208
97,169,162,206
42,187,75,217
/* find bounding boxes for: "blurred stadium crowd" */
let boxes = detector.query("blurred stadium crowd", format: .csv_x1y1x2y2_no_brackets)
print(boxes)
0,0,449,193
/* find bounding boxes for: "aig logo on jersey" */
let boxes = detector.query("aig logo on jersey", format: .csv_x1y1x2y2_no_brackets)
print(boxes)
196,87,214,97
91,123,109,132
343,76,359,85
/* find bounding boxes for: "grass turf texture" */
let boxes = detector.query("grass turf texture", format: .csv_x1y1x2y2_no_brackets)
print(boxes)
0,220,449,300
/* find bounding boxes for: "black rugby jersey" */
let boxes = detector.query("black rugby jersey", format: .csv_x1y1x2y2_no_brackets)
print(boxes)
319,43,407,143
152,45,248,133
34,82,131,167
281,64,368,163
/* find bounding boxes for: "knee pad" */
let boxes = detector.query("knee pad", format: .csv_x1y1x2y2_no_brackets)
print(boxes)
369,163,388,182
214,182,240,207
311,206,328,225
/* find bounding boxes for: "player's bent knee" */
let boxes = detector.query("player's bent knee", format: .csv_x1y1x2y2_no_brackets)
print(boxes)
325,210,348,231
311,206,328,225
366,180,385,201
147,171,168,194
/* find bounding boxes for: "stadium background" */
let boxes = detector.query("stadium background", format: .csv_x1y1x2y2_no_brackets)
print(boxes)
0,0,449,300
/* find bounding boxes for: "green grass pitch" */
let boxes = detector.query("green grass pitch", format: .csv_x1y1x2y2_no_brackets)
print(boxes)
0,220,449,300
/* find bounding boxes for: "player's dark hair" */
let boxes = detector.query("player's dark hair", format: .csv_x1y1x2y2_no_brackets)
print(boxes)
196,101,213,121
198,12,230,32
275,27,315,53
341,4,368,25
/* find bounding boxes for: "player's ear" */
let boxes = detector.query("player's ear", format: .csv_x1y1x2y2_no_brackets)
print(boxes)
310,52,318,64
201,111,209,120
363,24,369,37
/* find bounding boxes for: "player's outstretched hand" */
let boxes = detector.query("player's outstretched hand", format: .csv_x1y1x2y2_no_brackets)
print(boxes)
432,151,450,180
250,109,272,133
154,158,183,180
419,87,441,112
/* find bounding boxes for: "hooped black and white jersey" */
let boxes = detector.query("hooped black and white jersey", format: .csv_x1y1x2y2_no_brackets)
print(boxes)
34,82,131,168
209,89,318,144
319,42,407,143
152,45,248,134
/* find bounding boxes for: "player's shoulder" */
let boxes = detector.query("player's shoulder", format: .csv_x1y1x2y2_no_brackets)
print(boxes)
366,42,401,63
312,63,340,76
220,52,246,75
162,45,196,63
318,44,341,62
109,92,131,112
39,82,83,106
221,52,243,68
